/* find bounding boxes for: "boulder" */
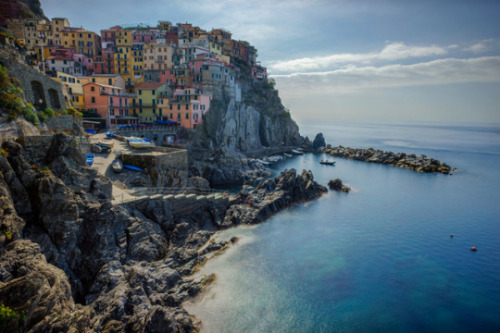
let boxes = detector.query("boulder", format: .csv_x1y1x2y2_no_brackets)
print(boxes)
328,178,351,193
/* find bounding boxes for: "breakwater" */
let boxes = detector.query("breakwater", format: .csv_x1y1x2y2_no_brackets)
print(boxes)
323,145,454,174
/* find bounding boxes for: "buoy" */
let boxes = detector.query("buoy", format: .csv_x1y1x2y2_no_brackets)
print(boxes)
470,246,477,252
450,234,454,237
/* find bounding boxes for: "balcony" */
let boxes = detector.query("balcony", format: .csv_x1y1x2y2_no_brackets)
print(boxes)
100,90,136,98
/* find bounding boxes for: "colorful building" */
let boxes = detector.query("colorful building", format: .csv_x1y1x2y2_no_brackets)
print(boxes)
83,82,137,128
131,82,170,123
52,71,85,110
167,88,211,129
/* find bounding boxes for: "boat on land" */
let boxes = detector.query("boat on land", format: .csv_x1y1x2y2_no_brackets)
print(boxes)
105,132,115,138
292,149,304,155
92,143,111,153
127,137,154,149
111,159,123,173
284,153,293,158
86,153,94,166
320,159,335,165
99,138,114,148
123,164,144,172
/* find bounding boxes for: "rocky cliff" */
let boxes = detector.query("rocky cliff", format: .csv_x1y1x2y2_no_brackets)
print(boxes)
190,77,303,185
0,134,326,332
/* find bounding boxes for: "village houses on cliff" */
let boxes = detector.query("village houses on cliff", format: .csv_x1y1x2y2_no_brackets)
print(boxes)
3,9,268,129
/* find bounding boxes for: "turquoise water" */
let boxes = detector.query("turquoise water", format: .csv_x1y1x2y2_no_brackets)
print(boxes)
186,122,500,332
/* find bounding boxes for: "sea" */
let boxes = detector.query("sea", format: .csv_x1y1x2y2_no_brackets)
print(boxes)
185,121,500,333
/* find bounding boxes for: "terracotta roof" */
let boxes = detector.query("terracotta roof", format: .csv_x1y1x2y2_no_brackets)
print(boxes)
136,82,165,89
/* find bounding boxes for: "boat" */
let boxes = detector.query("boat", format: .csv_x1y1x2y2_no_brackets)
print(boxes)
99,138,114,148
320,159,335,165
111,159,123,173
241,184,255,194
105,132,115,138
91,143,111,153
127,137,154,148
292,149,304,155
284,153,293,158
86,153,94,166
123,164,144,172
255,158,271,165
128,140,155,149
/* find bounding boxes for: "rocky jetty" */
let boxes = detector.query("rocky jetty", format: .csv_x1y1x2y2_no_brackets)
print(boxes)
0,134,326,332
328,178,350,193
323,145,454,174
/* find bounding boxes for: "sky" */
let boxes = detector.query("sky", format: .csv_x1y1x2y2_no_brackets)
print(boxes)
41,0,500,123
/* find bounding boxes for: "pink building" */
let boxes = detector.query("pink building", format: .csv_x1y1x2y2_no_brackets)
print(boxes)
133,29,157,44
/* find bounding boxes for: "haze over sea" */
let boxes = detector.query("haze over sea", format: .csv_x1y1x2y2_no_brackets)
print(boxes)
186,121,500,333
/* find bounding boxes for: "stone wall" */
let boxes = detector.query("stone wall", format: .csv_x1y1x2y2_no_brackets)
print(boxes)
0,43,65,111
45,115,79,132
120,149,188,172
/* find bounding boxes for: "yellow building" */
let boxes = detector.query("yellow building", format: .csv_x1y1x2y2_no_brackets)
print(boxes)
114,29,135,84
131,82,170,123
51,71,85,110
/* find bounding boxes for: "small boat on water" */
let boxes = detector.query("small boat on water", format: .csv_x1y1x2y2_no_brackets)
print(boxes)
284,153,293,158
86,153,94,166
255,158,271,165
123,164,144,172
320,159,335,165
241,184,255,194
292,149,304,155
111,159,123,173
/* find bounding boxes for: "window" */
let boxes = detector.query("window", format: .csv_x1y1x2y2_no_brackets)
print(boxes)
110,109,114,115
139,90,142,95
170,113,173,119
92,78,95,83
169,104,172,110
152,90,155,95
153,108,156,114
177,104,180,110
185,113,189,119
185,104,189,110
91,86,95,91
91,97,95,103
139,108,143,113
177,113,181,119
108,78,112,85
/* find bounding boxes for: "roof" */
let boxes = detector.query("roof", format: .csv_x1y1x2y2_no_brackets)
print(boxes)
136,82,166,90
90,74,120,77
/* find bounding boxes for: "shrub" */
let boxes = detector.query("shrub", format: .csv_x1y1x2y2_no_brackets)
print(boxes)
67,107,83,118
22,104,39,125
38,107,55,122
0,304,25,323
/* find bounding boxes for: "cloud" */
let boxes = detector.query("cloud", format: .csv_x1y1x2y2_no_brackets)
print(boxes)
462,39,496,53
272,56,500,95
268,42,448,73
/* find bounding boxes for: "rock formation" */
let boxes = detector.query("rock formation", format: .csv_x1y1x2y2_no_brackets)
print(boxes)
328,178,350,193
323,145,454,174
0,134,326,332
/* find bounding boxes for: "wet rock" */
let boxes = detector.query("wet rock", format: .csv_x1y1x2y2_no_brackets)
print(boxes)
328,178,351,193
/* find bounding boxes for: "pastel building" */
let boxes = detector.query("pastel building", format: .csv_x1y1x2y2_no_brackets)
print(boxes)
83,82,137,128
52,71,85,110
168,88,211,129
143,44,174,71
131,82,170,123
